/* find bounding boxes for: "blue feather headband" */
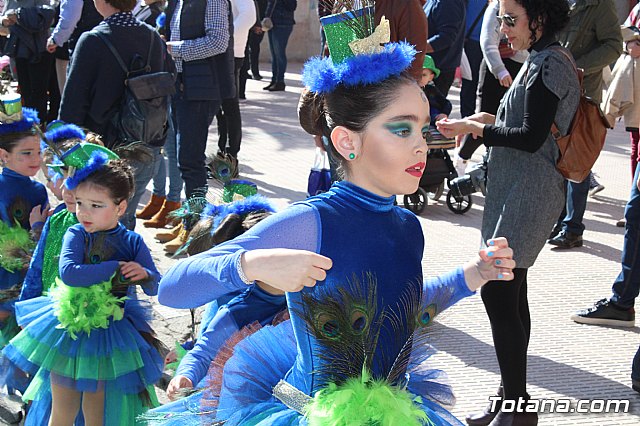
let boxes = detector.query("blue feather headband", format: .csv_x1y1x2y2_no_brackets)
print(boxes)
302,42,416,94
0,107,40,135
202,195,276,233
45,123,86,144
65,151,109,190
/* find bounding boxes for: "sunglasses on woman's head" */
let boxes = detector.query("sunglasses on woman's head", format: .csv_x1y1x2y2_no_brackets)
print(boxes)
497,14,518,27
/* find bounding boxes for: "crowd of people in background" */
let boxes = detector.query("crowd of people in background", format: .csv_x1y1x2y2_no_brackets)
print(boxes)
0,0,640,425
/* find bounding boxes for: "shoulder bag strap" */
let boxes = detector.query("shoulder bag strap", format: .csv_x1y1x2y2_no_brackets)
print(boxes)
145,31,155,73
95,31,130,76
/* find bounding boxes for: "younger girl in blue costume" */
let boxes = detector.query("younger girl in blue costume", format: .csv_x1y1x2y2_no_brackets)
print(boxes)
142,196,287,423
3,145,163,425
0,105,48,394
154,10,517,426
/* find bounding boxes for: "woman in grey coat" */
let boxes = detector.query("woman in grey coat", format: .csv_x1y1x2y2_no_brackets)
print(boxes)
438,0,580,425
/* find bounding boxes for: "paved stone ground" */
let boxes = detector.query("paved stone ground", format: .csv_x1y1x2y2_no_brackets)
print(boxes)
137,65,640,424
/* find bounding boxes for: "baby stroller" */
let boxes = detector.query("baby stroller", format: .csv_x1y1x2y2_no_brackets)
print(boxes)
403,128,473,215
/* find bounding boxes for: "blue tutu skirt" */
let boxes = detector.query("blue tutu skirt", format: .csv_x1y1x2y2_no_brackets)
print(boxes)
4,296,162,425
216,320,461,426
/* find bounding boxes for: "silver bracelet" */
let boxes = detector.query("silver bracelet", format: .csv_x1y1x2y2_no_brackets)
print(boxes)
236,253,255,285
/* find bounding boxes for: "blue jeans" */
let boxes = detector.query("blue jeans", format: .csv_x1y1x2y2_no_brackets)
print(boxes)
121,146,163,230
558,176,590,235
268,25,293,83
173,80,220,198
152,110,183,202
610,163,640,309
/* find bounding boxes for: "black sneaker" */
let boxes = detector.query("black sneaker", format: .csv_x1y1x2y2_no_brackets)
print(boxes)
633,379,640,393
548,230,583,248
571,299,635,327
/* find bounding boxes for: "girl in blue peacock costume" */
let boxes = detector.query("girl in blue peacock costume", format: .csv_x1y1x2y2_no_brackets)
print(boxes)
3,144,164,425
150,5,517,426
0,103,48,394
141,195,289,423
18,122,87,305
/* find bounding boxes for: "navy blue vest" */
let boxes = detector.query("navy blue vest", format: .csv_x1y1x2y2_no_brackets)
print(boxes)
69,0,102,54
164,0,235,101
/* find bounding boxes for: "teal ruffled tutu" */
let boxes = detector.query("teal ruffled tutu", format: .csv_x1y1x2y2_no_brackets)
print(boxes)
4,289,162,425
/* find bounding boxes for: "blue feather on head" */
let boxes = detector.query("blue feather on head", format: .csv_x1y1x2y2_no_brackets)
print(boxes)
45,123,86,144
302,42,416,94
65,151,109,190
0,107,40,136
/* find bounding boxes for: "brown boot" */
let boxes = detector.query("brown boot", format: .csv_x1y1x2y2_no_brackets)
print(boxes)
136,194,165,219
164,227,189,254
143,200,182,228
156,223,183,243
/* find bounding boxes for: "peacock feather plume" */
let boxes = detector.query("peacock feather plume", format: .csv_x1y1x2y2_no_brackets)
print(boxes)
294,273,382,386
206,152,237,184
295,273,455,425
8,196,31,229
83,232,115,266
168,196,209,232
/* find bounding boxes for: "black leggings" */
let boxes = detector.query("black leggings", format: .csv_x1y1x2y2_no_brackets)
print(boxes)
481,268,530,399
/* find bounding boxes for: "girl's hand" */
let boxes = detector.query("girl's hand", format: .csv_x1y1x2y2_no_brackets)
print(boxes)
166,375,193,401
119,262,149,282
242,249,333,293
463,237,515,291
29,204,49,228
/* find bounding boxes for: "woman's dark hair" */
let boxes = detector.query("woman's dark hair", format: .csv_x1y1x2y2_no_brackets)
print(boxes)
515,0,570,45
0,132,37,153
105,0,137,12
298,73,417,178
78,159,135,204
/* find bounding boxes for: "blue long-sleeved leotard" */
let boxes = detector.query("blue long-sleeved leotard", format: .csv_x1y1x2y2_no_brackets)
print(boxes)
59,223,160,297
159,182,474,398
0,168,48,312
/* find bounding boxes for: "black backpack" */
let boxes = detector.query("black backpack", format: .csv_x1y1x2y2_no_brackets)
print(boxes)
96,31,175,147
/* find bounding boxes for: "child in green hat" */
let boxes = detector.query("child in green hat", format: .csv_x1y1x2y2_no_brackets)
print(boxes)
420,55,452,126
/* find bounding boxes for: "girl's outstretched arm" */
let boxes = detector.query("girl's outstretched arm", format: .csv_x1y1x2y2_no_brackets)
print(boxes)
158,203,320,309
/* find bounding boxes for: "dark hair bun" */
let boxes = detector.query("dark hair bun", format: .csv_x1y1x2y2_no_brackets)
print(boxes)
298,89,325,136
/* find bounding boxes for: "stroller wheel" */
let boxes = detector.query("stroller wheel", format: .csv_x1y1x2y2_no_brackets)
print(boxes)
446,191,473,214
403,187,428,214
427,182,445,201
